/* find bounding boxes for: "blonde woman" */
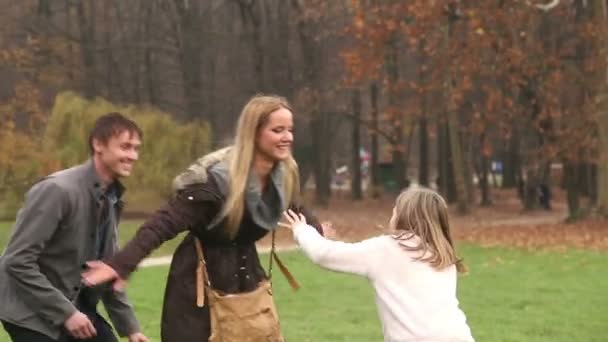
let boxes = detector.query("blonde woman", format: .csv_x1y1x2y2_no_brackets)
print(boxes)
82,95,322,341
283,188,474,342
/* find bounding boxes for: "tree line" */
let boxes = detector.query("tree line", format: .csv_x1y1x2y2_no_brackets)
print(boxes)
1,0,607,221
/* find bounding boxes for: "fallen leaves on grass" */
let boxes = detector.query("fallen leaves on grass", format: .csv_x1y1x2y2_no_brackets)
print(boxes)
259,194,608,251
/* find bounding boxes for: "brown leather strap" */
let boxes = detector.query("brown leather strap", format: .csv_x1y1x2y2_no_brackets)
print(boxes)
268,230,275,279
272,250,300,290
194,238,209,307
195,229,300,309
269,230,300,291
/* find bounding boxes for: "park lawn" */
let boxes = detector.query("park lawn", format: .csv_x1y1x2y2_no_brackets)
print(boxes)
0,243,606,341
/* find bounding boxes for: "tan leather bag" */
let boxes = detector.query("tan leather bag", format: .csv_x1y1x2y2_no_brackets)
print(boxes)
194,231,297,342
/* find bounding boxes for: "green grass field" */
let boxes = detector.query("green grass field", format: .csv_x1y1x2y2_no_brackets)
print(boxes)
0,233,606,341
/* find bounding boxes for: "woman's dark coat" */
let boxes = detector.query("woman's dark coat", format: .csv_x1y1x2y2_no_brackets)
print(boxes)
108,173,321,341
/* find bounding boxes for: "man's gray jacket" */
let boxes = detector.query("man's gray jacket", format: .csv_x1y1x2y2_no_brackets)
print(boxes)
0,159,140,339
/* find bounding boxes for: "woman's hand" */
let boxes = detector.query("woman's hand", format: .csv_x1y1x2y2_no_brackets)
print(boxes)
321,221,337,240
82,261,126,291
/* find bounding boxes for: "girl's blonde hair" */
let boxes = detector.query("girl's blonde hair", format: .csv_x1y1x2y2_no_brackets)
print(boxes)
223,94,300,238
390,187,467,273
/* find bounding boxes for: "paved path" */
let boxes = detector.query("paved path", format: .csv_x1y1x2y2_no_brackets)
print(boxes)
138,213,567,268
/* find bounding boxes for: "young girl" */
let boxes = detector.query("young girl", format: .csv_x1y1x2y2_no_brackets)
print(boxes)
283,187,474,342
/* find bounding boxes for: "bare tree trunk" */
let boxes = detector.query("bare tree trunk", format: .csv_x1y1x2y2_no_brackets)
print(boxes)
588,163,598,205
479,132,492,206
131,1,143,104
105,0,128,102
592,0,608,216
65,0,76,82
447,109,469,213
438,118,456,202
564,161,581,220
175,0,204,121
32,0,52,85
279,0,294,97
464,130,476,204
502,126,520,188
38,0,51,16
76,0,97,98
311,114,332,206
523,167,539,210
418,38,430,187
598,115,608,215
102,2,114,100
143,1,160,106
294,0,332,206
240,0,269,91
577,163,593,198
351,88,363,200
445,6,469,213
386,34,407,191
203,3,220,144
419,116,429,186
370,82,380,198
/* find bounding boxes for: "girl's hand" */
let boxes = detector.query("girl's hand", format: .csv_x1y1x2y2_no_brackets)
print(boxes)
280,209,307,230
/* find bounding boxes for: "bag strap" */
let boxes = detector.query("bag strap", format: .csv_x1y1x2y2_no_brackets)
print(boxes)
194,238,210,307
194,230,300,307
269,230,300,291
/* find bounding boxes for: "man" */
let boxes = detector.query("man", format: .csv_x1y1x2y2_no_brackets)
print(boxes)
0,113,149,342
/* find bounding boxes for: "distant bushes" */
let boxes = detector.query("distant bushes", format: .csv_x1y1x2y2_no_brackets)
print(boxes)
0,91,212,218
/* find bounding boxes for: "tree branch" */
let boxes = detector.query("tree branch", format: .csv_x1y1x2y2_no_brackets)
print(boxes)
336,110,397,145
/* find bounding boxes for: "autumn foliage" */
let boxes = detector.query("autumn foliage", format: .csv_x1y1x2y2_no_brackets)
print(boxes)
342,0,608,217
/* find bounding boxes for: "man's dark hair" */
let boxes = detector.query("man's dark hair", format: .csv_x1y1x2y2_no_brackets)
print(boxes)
88,112,143,155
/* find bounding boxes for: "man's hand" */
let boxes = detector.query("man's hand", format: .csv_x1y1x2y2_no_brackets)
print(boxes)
128,332,150,342
64,311,96,339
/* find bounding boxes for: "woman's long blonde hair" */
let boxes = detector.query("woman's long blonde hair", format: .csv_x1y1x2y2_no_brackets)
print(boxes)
390,187,467,273
222,94,300,238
